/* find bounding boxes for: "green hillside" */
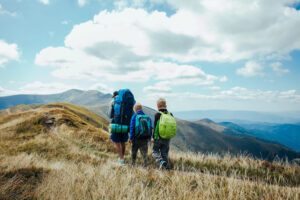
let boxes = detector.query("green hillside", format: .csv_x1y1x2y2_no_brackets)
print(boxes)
0,103,299,199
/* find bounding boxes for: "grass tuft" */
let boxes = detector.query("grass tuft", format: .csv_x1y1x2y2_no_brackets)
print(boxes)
0,167,49,200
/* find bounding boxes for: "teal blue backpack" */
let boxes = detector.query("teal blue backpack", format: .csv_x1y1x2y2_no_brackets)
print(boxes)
135,114,152,139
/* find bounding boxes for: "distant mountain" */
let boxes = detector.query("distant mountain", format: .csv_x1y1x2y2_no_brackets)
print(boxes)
142,107,300,161
174,119,300,161
219,122,248,133
229,122,300,152
173,110,300,124
1,90,299,160
0,89,112,111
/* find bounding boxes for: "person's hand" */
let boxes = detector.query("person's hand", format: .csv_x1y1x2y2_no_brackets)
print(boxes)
151,138,154,143
129,139,132,144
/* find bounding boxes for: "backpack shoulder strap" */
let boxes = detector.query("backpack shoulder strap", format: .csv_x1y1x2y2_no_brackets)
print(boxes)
159,111,165,115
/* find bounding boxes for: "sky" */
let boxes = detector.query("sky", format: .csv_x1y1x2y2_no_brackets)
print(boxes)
0,0,300,112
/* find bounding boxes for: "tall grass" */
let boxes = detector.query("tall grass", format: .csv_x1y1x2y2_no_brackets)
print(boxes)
0,103,299,200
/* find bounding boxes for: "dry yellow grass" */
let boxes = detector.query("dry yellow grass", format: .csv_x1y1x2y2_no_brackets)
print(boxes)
0,103,299,200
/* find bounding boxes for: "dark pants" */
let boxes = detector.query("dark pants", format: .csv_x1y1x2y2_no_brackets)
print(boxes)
131,140,148,166
152,139,170,168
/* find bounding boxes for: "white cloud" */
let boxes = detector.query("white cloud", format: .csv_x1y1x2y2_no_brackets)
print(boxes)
78,0,87,7
18,81,81,94
279,90,299,102
0,82,83,97
38,0,50,5
208,86,221,90
34,2,300,92
36,3,300,74
166,0,300,61
143,86,300,111
64,8,222,63
0,3,17,17
0,39,19,66
236,61,264,77
219,76,228,82
143,81,172,93
270,62,290,76
90,83,114,94
114,1,129,10
141,61,226,85
36,46,225,84
146,86,300,103
0,86,17,97
114,0,147,10
35,47,115,80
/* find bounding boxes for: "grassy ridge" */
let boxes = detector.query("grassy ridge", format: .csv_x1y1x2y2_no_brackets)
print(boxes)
0,103,299,200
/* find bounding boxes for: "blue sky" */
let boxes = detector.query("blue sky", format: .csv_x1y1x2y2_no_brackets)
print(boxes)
0,0,300,111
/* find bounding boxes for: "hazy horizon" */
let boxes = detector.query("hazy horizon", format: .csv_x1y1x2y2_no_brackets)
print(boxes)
2,88,300,114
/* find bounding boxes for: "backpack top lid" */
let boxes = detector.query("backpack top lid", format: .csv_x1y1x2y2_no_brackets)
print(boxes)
116,89,131,101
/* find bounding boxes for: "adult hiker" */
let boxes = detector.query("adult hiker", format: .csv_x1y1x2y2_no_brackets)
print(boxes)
129,103,152,167
108,91,118,122
109,89,135,164
152,98,177,169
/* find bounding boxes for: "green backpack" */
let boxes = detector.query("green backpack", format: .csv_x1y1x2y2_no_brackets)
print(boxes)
158,111,177,139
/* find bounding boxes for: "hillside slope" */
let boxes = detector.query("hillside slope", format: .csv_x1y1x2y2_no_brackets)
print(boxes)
142,107,300,161
197,119,282,146
233,122,300,152
174,119,300,161
0,103,300,199
1,91,299,161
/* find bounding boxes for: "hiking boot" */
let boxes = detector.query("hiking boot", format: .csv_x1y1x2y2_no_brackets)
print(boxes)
159,160,167,169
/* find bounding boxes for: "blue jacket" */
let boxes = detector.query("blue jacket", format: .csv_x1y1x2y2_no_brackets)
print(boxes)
130,110,153,140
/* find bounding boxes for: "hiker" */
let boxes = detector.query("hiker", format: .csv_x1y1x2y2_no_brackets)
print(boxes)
108,91,118,123
152,98,177,169
109,89,135,164
129,103,152,167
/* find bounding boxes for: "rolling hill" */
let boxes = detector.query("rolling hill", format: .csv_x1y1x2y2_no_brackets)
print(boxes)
0,102,299,199
173,110,300,124
0,89,112,110
1,90,299,161
196,119,282,146
221,122,300,152
142,107,300,161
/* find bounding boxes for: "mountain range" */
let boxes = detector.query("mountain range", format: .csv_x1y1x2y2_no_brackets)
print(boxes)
174,110,300,124
220,122,300,152
0,89,112,110
146,108,300,160
0,89,299,161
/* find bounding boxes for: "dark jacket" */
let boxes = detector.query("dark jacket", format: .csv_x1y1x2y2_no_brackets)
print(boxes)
130,110,153,141
152,109,173,140
108,99,115,120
